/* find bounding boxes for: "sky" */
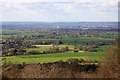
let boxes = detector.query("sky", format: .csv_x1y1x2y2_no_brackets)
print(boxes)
0,0,119,22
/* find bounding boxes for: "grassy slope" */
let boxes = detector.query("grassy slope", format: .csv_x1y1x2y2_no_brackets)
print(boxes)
2,52,105,64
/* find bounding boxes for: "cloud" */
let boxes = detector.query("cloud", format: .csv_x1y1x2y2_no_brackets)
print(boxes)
1,0,118,11
0,0,118,21
0,0,74,3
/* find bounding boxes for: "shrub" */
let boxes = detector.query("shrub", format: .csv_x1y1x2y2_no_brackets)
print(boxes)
98,43,119,78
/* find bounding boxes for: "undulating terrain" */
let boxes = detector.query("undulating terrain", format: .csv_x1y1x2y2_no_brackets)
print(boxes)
1,22,119,78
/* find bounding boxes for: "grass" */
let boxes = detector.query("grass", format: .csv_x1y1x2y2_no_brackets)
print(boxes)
2,52,105,64
2,29,40,36
2,45,106,64
25,47,50,52
25,45,75,52
95,46,108,52
26,36,113,44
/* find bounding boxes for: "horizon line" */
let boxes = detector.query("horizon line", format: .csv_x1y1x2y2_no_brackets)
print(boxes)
1,21,118,23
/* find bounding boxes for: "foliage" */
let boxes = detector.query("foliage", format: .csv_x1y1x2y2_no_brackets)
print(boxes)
98,42,120,78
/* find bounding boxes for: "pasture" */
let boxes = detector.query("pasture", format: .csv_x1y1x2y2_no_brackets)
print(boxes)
2,29,40,37
25,44,75,52
26,36,113,44
25,45,52,52
6,45,106,64
2,52,105,64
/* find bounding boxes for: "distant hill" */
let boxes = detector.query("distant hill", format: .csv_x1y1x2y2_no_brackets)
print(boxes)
2,22,118,27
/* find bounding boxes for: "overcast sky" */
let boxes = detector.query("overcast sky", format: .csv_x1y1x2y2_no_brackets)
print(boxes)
0,0,119,22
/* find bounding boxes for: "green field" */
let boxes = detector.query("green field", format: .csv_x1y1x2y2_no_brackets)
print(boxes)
25,45,75,52
25,47,50,52
26,36,113,44
2,29,40,37
25,45,107,52
2,52,105,64
2,45,107,64
2,29,111,65
95,46,108,52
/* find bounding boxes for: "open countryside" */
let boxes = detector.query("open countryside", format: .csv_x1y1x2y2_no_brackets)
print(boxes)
1,22,119,78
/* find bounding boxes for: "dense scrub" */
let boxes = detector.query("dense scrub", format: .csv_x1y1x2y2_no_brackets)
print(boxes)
2,59,98,78
97,41,120,78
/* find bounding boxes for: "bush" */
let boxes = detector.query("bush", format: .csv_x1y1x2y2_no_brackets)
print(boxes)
17,62,26,69
28,50,42,54
98,43,119,78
